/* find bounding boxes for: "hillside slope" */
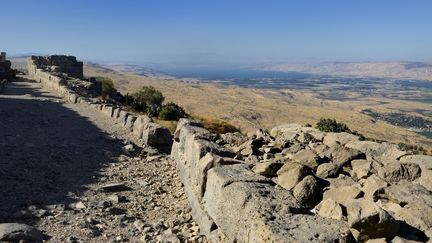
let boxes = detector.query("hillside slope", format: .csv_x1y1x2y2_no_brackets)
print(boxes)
84,63,432,152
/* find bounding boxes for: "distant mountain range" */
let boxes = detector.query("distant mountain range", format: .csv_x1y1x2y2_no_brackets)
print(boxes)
264,61,432,80
93,63,175,79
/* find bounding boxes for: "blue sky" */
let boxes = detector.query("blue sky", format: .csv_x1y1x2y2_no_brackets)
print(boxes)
1,0,431,67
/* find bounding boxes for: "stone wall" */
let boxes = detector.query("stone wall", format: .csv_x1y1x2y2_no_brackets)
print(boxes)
172,120,432,242
29,55,83,79
0,52,14,80
27,56,172,150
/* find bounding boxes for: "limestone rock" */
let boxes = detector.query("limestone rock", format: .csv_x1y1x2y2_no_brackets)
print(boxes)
317,198,344,221
346,199,398,242
346,141,407,161
399,155,432,191
326,174,358,188
328,144,364,166
291,149,320,169
0,223,43,242
316,162,340,178
361,174,388,200
277,162,312,190
351,159,372,179
133,115,152,139
323,132,360,147
378,161,421,183
293,175,321,208
253,161,283,177
323,185,363,206
378,181,432,208
142,123,173,149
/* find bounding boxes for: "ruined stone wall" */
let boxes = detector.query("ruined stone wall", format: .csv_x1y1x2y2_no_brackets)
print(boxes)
172,120,432,242
27,56,172,150
29,55,83,79
0,52,14,80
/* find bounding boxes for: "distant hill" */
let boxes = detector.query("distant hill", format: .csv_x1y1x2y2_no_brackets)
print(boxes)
265,61,432,80
92,63,175,79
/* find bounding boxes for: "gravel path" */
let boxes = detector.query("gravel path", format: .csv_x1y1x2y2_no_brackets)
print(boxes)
0,77,204,242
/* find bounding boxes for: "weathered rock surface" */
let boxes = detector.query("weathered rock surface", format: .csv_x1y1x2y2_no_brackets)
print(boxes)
0,223,43,242
171,120,432,242
276,162,313,190
346,200,399,241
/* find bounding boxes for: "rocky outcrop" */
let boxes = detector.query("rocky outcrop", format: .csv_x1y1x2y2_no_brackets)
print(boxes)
172,120,432,242
27,56,172,150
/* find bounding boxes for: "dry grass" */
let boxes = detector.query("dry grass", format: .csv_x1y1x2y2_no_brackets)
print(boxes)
152,118,178,133
195,116,240,134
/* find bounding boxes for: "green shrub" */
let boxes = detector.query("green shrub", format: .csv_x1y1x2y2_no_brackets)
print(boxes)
96,76,116,99
316,118,351,133
125,86,164,116
158,102,188,121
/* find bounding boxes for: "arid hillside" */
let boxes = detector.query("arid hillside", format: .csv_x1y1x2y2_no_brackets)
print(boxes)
84,64,432,152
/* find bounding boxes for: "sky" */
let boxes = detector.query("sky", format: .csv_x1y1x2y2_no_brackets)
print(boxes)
1,0,431,67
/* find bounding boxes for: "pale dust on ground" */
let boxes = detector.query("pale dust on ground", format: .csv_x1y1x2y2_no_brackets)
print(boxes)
0,76,204,242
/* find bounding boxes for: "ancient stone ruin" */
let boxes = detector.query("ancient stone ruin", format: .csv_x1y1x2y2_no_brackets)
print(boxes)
19,54,432,242
171,119,432,242
28,55,83,79
27,55,172,150
0,52,14,81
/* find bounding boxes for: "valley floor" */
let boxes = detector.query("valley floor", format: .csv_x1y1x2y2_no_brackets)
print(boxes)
0,77,204,242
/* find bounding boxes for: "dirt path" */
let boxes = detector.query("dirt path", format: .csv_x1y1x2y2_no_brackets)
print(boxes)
0,77,204,242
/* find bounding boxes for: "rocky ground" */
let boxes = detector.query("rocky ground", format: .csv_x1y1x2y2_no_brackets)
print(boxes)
0,77,205,242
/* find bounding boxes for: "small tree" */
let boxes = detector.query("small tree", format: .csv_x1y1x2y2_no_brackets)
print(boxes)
158,102,188,121
127,86,164,116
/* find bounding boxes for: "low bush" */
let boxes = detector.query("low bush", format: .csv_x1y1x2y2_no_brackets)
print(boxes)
316,118,351,133
96,76,117,99
316,117,365,140
124,86,164,116
158,102,188,121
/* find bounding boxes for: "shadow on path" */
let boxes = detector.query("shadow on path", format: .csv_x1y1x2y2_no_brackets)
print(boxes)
0,79,123,226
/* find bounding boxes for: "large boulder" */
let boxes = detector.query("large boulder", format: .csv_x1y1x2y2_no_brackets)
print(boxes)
203,164,350,242
133,115,152,139
141,123,172,149
323,132,360,147
327,144,364,166
317,198,344,221
351,159,372,179
291,149,320,169
0,223,43,242
276,162,312,190
377,161,421,183
399,155,432,192
361,174,388,200
316,162,340,178
346,199,399,242
322,185,363,207
377,181,432,208
293,175,322,208
345,141,408,161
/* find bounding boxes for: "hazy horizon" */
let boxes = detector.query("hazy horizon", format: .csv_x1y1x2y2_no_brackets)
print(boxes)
2,0,432,68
